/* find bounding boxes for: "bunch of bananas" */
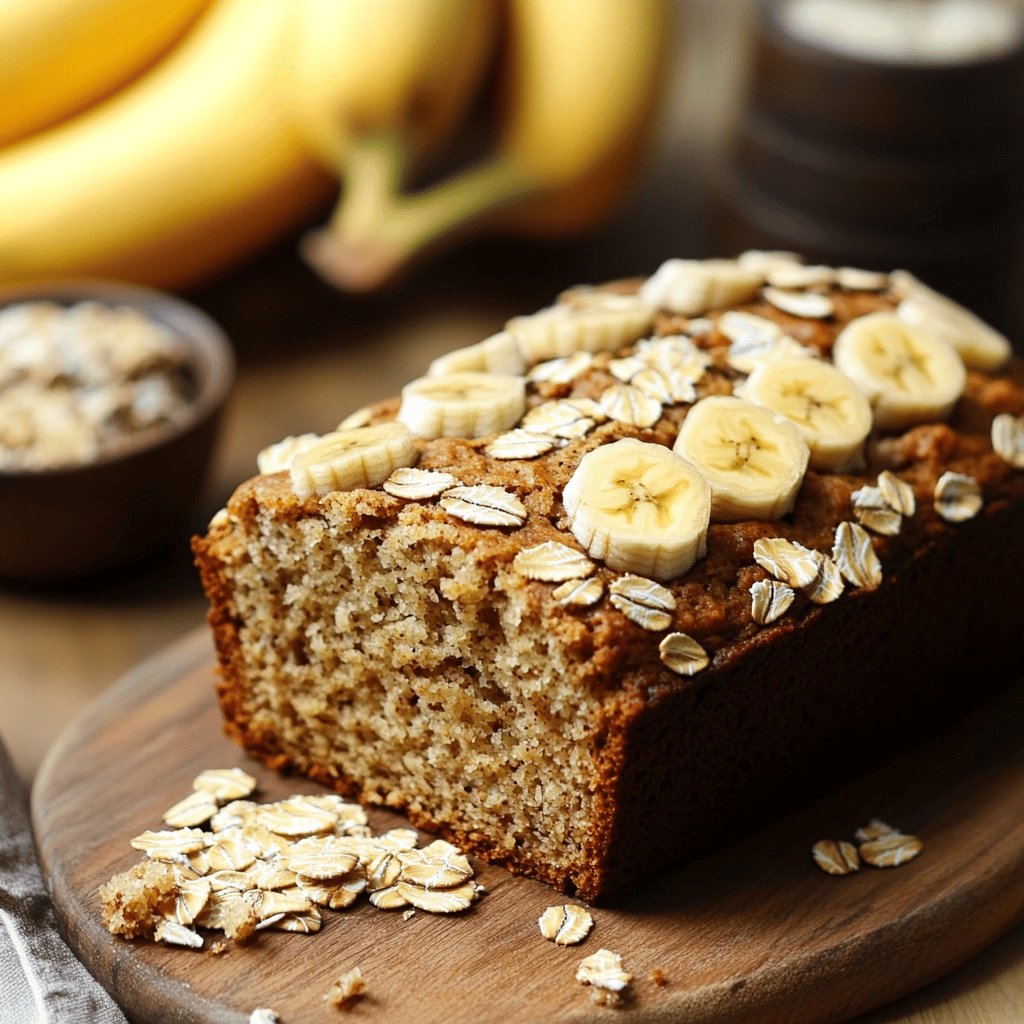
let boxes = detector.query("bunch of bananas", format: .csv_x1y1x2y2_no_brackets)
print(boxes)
0,0,668,292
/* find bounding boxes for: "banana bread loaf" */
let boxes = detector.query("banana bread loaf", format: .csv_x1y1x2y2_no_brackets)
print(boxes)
194,254,1024,900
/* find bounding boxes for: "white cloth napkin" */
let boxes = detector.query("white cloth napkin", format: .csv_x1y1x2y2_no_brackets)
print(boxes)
0,736,128,1024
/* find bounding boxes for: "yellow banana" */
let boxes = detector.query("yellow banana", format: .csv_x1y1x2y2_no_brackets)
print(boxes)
0,0,211,147
0,0,331,290
288,0,497,173
292,0,499,289
307,0,670,291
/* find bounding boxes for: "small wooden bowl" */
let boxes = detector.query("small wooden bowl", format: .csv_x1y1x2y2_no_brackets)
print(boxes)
0,281,234,582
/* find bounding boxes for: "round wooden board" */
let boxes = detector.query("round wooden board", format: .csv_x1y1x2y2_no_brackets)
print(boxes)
32,628,1024,1024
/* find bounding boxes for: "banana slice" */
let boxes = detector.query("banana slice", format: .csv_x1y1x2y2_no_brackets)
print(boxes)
673,395,810,522
742,357,873,471
832,312,966,431
640,258,763,316
398,372,526,439
561,437,711,581
289,423,416,498
891,270,1011,371
506,295,653,365
427,331,526,377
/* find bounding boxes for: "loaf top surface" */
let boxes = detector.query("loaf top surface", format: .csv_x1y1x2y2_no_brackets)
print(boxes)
211,255,1024,695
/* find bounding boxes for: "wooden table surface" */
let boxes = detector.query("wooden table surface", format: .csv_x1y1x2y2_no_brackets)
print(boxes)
2,3,1022,1020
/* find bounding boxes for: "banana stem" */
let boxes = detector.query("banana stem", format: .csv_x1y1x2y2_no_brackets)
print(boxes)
301,133,536,292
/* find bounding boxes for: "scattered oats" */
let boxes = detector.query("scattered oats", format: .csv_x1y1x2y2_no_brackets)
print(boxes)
294,874,364,911
877,471,916,517
395,879,478,914
764,264,835,290
854,818,899,843
130,828,208,861
325,966,366,1008
211,800,258,833
860,832,924,868
281,837,360,880
243,888,314,920
250,1010,279,1024
812,840,860,876
552,576,604,608
804,553,844,605
399,841,474,889
992,413,1024,469
202,831,258,872
382,466,461,500
599,383,662,427
377,828,419,849
527,351,594,384
685,317,714,337
162,878,211,926
750,579,795,625
609,575,676,631
255,797,338,838
196,890,259,939
368,884,409,910
403,908,416,921
752,538,822,589
257,434,319,475
154,920,203,949
608,355,647,382
851,485,902,536
636,334,711,376
486,429,557,460
440,484,527,528
576,948,632,994
835,267,889,291
163,790,219,829
266,907,322,933
521,399,600,440
193,768,257,803
336,406,374,430
240,824,291,858
934,472,982,523
514,541,595,582
247,860,297,891
365,849,403,892
539,904,594,946
833,521,882,589
208,939,227,955
718,310,785,348
206,869,253,892
658,632,709,676
762,286,834,319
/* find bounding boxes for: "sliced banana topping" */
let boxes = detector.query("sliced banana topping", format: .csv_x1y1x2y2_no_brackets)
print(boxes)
673,395,810,521
832,312,966,431
764,264,835,290
736,249,804,275
506,295,653,365
762,287,834,320
742,358,873,472
428,331,525,378
256,433,319,475
640,258,763,316
562,437,711,581
399,372,526,440
289,423,416,499
835,267,889,291
891,270,1011,371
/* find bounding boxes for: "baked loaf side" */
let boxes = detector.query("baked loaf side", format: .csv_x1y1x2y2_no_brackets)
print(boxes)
195,256,1024,900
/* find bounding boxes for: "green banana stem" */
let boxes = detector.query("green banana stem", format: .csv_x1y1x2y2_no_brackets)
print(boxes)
301,132,536,292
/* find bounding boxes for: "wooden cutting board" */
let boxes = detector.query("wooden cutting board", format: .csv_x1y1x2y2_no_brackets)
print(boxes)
32,628,1024,1024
